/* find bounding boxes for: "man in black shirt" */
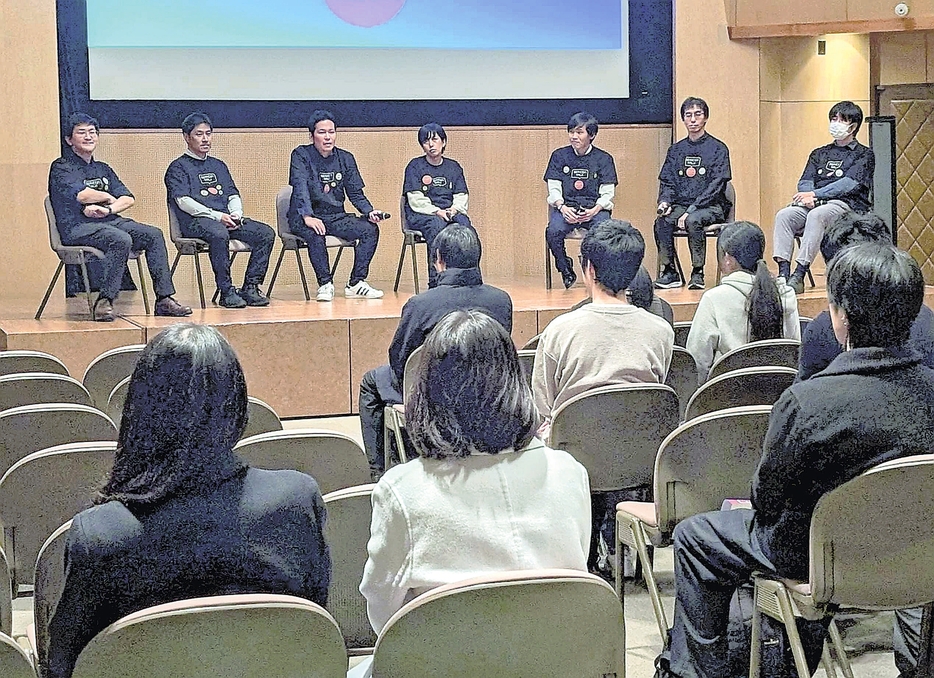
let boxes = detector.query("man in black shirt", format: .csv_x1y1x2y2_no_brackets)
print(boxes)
772,101,874,294
48,113,191,321
654,97,732,290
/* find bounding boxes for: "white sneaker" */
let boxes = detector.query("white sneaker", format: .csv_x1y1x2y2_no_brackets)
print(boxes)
344,280,384,299
316,282,335,302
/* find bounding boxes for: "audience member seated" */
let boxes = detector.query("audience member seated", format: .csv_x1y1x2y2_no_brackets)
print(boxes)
48,324,331,678
655,243,934,678
686,221,799,381
798,211,934,381
357,225,512,479
402,122,475,288
772,101,874,294
544,112,619,289
355,310,590,678
532,219,673,576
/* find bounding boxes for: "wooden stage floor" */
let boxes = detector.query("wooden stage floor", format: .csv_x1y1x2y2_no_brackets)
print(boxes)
0,271,869,418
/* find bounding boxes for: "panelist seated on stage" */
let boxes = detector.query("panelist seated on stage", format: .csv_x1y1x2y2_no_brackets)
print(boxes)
287,109,388,302
357,225,512,480
403,122,475,289
773,100,874,295
48,113,192,322
165,112,275,309
654,96,732,291
544,112,619,289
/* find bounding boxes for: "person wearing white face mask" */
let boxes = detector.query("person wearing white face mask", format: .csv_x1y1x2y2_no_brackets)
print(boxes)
772,101,874,294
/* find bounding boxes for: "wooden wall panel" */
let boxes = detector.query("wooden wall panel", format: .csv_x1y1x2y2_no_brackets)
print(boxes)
735,0,846,27
848,0,934,21
876,31,930,85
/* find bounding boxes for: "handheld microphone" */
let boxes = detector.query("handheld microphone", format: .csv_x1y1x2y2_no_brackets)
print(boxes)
373,211,391,220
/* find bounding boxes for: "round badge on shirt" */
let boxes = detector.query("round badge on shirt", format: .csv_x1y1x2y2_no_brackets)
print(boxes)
574,180,584,190
336,173,343,181
422,175,432,185
686,167,696,178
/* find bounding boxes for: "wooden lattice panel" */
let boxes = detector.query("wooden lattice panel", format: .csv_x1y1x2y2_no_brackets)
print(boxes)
895,99,934,285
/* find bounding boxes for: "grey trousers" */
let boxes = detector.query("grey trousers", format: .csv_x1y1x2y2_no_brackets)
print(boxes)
772,200,850,266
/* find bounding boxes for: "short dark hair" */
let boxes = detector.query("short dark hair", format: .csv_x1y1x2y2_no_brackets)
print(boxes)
718,221,784,341
820,211,891,262
433,224,481,269
567,112,598,138
418,122,447,147
680,97,709,119
97,324,248,508
182,112,212,135
64,112,99,140
829,100,864,134
827,243,924,349
579,219,644,294
406,310,538,459
308,110,336,133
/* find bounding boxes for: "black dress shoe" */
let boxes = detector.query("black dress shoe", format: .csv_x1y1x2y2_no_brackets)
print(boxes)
92,297,115,322
240,285,270,307
218,288,247,309
562,268,577,289
154,296,193,317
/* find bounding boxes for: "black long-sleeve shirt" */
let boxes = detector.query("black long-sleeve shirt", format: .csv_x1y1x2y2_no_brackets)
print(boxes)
287,145,374,221
657,133,731,212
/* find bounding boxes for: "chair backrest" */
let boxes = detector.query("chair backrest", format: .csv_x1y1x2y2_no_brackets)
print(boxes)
673,321,691,348
275,186,294,239
0,350,69,378
166,200,183,243
0,632,35,678
0,547,10,635
107,376,131,426
242,397,283,440
0,373,91,411
0,403,117,479
373,569,624,678
684,366,796,421
401,345,425,403
34,520,72,674
322,484,377,652
82,345,144,410
724,181,737,222
517,349,535,390
45,195,64,251
234,429,370,494
550,384,680,492
654,405,771,535
521,333,541,351
799,316,812,338
399,193,410,232
0,442,117,591
71,594,347,678
666,346,699,419
809,453,934,610
708,339,801,379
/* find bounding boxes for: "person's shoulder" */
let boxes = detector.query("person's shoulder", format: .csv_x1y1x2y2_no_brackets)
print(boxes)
404,155,424,171
69,500,141,556
165,154,189,172
549,145,572,160
336,147,357,162
480,283,512,302
591,146,614,161
704,133,729,150
207,155,232,171
531,440,589,477
243,466,322,502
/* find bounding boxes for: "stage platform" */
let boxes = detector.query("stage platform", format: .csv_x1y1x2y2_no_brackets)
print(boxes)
0,273,916,417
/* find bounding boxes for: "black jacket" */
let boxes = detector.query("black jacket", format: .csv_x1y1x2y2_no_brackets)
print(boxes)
752,346,934,579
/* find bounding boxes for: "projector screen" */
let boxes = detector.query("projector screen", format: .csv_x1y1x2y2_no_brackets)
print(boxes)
86,0,629,101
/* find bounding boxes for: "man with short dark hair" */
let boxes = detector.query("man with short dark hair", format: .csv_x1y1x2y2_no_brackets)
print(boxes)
165,112,275,308
288,109,387,301
654,97,732,290
357,224,513,479
48,113,191,322
544,112,619,289
773,100,874,294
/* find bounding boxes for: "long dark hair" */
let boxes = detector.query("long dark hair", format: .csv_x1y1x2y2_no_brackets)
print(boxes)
406,310,538,459
97,324,248,508
717,221,783,342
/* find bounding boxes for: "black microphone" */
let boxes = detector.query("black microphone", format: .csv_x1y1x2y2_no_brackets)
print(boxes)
373,211,391,220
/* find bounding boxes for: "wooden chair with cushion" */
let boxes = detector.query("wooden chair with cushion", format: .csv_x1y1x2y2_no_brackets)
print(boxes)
31,520,71,675
322,484,377,654
372,570,624,678
517,349,535,391
0,351,69,378
393,194,428,294
0,633,34,678
242,397,283,440
70,594,347,678
673,321,692,348
0,373,91,412
106,376,131,427
544,226,586,290
684,366,796,421
667,181,735,285
666,346,699,420
82,345,144,410
707,339,801,380
615,405,772,643
234,429,370,495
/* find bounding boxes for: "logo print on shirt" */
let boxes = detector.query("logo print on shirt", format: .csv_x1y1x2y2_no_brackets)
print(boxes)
83,178,105,191
684,156,702,177
570,169,590,180
432,177,448,187
319,172,336,183
198,173,218,186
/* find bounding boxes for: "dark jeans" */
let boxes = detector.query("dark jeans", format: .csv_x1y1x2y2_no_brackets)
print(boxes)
63,216,175,301
545,207,611,275
654,205,724,271
406,212,473,288
358,365,403,477
895,606,924,677
181,217,275,293
664,509,827,678
289,212,379,287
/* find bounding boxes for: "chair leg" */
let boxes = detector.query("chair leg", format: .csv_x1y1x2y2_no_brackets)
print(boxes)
632,527,668,643
393,423,408,464
750,598,763,678
331,246,343,278
79,260,94,315
806,269,816,287
170,251,182,276
821,642,838,678
775,590,812,678
267,248,286,298
828,619,854,678
193,253,206,309
673,250,686,286
294,250,311,301
393,238,407,292
545,236,553,289
35,262,64,320
136,256,151,315
410,242,420,295
383,413,395,472
613,533,628,678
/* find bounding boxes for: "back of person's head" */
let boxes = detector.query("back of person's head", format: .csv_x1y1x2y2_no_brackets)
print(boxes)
717,221,784,341
627,265,656,311
820,211,891,262
680,96,709,118
827,243,924,349
433,224,481,269
580,219,644,294
829,100,864,134
308,109,335,133
64,112,98,139
407,310,537,459
181,112,212,135
98,323,248,508
567,112,598,138
418,122,446,146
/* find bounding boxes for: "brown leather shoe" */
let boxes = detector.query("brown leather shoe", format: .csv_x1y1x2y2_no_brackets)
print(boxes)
154,296,193,317
92,297,115,322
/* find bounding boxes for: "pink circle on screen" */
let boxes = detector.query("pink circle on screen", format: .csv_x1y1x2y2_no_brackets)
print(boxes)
325,0,406,27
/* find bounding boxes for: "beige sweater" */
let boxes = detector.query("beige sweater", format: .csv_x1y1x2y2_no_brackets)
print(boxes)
532,303,674,417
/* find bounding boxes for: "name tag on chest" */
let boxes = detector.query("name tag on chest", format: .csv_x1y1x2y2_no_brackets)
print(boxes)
198,172,218,186
83,177,109,191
